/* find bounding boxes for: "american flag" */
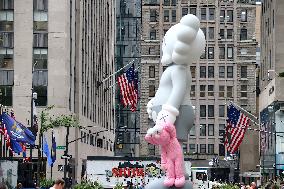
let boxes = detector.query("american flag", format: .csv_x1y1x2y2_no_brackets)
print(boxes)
224,104,250,154
260,108,270,154
117,64,138,112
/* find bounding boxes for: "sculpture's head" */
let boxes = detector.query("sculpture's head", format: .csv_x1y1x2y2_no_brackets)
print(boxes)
145,123,176,146
161,14,206,66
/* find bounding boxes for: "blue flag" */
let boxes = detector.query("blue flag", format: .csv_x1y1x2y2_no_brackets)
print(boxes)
51,132,56,165
0,112,36,145
10,139,23,154
43,137,53,166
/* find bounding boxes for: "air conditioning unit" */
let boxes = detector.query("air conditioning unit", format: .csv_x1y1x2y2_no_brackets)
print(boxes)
279,104,284,112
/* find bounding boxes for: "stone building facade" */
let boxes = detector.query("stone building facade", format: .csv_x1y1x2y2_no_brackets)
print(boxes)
139,0,258,180
0,0,116,184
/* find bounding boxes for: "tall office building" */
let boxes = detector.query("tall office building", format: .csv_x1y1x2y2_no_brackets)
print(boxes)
259,0,284,181
0,0,115,184
115,0,141,157
139,0,258,181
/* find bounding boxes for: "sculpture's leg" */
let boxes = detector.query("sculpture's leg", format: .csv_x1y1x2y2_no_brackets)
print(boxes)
163,160,175,187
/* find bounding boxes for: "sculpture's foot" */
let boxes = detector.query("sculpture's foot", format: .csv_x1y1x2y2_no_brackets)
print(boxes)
164,177,175,187
175,176,185,188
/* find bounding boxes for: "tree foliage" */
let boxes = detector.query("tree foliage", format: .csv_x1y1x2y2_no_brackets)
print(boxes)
39,105,79,133
73,181,103,189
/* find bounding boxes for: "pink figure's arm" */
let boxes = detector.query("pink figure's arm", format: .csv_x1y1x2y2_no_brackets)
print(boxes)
164,123,177,138
145,134,159,145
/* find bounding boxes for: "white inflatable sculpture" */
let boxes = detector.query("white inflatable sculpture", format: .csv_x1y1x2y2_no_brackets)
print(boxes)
145,14,206,188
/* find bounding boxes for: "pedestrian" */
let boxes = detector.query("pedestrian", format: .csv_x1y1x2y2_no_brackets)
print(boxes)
0,183,6,189
250,182,257,189
50,179,65,189
16,183,22,189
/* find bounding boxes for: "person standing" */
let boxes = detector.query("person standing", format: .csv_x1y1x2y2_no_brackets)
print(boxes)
49,179,65,189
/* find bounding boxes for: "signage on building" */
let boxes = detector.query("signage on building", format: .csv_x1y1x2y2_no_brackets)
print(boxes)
269,86,274,96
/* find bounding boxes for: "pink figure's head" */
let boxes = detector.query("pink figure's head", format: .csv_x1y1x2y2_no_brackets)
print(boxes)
145,122,177,146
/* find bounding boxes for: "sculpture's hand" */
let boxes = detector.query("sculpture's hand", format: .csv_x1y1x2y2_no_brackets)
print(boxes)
156,104,179,126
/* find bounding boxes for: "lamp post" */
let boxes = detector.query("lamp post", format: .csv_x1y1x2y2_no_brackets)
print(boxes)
63,126,110,184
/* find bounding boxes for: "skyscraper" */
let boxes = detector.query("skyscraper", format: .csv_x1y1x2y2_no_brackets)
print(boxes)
0,0,116,183
140,0,258,180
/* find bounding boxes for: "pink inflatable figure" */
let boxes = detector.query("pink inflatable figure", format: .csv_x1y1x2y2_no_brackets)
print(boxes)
145,122,185,188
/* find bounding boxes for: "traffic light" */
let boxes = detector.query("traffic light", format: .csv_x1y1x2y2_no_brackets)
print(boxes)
220,131,225,143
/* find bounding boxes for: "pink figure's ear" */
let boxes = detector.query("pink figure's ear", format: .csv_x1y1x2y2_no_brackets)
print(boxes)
164,122,176,138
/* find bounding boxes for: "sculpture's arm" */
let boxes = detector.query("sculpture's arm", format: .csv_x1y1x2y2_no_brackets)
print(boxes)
166,66,187,109
161,146,168,170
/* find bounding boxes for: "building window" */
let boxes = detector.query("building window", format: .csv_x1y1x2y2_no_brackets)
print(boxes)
34,85,47,106
149,85,155,97
219,47,225,59
227,29,233,39
171,0,176,6
219,124,225,136
219,105,225,117
227,47,233,59
190,125,195,136
219,66,225,78
200,66,206,78
149,47,155,55
200,105,206,117
0,32,13,48
220,10,225,22
34,0,48,11
240,28,247,40
33,33,48,47
164,10,169,22
190,66,196,78
227,86,233,98
219,29,224,39
241,85,247,98
209,8,215,20
190,7,196,16
150,9,157,22
208,47,214,59
241,10,247,22
200,85,206,97
200,46,206,59
208,144,214,154
219,85,225,97
34,12,48,32
182,143,187,153
148,144,155,155
219,144,225,156
171,10,176,22
200,144,206,154
150,30,156,40
0,56,13,69
200,124,206,136
241,66,247,78
149,66,155,78
227,66,233,78
201,28,206,40
0,0,14,10
208,85,214,97
201,8,207,20
208,105,214,117
227,10,233,22
164,0,170,6
208,66,214,78
0,85,12,106
189,144,196,153
190,85,195,97
208,124,214,136
33,48,47,69
208,27,214,39
182,8,188,17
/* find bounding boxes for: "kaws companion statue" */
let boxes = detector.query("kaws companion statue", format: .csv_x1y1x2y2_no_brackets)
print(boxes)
145,14,205,188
